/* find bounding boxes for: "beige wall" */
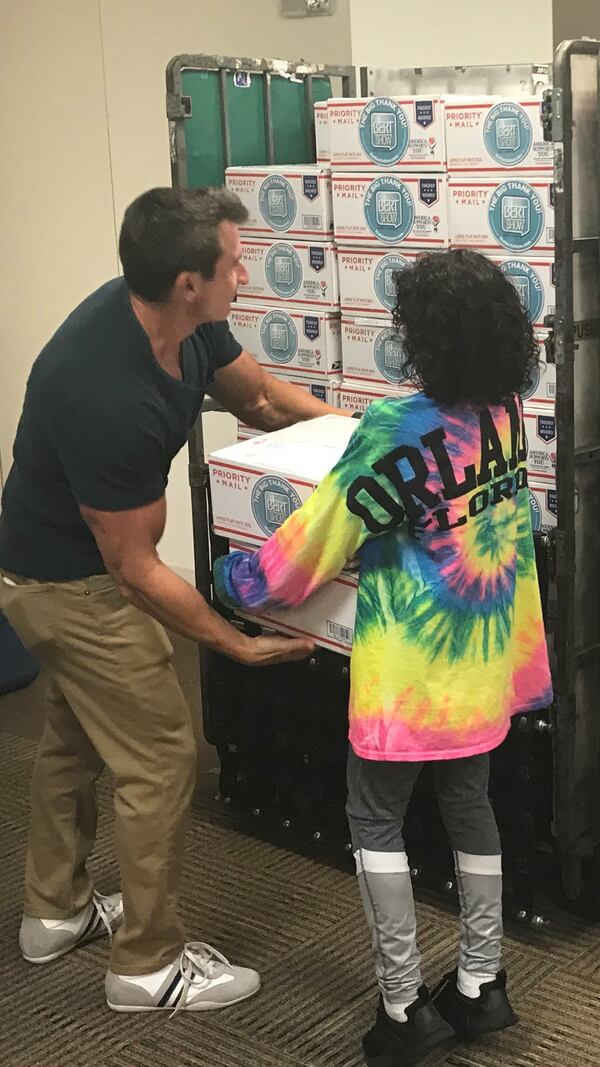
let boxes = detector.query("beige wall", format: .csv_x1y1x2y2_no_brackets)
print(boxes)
0,0,118,486
553,0,600,46
349,0,553,68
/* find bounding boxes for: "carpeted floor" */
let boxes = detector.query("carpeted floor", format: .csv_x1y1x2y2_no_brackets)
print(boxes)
1,637,600,1067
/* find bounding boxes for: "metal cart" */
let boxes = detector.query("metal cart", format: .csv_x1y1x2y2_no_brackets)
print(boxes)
165,43,600,919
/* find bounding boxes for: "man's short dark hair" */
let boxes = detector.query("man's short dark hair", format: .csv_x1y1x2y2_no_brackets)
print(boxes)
118,186,249,302
392,249,540,406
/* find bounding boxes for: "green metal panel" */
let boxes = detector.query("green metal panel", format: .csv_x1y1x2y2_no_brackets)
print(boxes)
180,68,333,188
225,73,268,167
181,69,224,189
272,77,311,163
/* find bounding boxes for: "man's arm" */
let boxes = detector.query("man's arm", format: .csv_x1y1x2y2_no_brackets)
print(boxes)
208,350,352,431
80,496,313,666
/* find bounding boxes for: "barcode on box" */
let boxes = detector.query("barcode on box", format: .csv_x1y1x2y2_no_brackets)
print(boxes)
548,381,556,396
547,227,555,241
327,620,353,644
302,214,322,229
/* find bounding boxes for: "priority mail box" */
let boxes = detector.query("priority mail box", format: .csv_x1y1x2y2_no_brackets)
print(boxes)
238,375,341,438
332,173,449,247
449,176,554,254
528,480,558,533
209,414,357,545
341,316,418,389
229,540,357,656
328,96,446,171
338,379,416,415
489,255,555,328
229,303,342,377
521,332,555,406
337,245,421,316
314,101,330,163
225,165,333,239
445,97,553,173
524,402,556,481
239,237,339,310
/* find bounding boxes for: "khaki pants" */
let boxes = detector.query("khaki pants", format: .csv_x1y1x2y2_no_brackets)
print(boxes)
0,571,197,975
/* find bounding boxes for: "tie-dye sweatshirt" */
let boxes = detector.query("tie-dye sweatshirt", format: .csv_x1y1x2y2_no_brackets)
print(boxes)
213,393,553,762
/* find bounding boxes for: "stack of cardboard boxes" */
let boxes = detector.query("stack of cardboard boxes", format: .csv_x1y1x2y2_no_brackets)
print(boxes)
209,95,558,653
444,97,556,533
327,95,448,415
322,93,558,533
225,163,342,436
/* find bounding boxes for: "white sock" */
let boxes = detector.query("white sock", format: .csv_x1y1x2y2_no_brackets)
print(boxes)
457,967,495,999
382,992,419,1023
116,962,175,994
40,902,90,933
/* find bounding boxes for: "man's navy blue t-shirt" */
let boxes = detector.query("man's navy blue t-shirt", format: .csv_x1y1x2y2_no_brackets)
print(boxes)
0,278,242,580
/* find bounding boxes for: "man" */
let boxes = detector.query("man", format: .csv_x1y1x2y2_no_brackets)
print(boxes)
0,186,347,1013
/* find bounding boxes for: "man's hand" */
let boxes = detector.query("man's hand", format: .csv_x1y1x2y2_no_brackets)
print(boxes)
236,633,315,666
80,499,316,665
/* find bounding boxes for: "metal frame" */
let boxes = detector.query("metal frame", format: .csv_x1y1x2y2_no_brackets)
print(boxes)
360,63,551,98
166,53,356,738
166,53,356,188
549,40,600,898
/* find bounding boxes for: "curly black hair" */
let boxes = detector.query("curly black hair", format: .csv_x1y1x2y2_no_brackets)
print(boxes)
392,249,540,406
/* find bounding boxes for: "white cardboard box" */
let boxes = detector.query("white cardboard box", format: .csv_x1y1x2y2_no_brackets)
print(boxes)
209,414,357,545
528,479,558,533
524,401,556,482
337,245,421,316
332,172,449,247
341,315,418,388
338,379,415,414
449,176,554,254
229,302,342,378
239,237,339,310
489,255,555,328
237,375,341,438
328,96,446,171
229,539,357,655
314,101,330,164
225,165,334,239
445,97,553,174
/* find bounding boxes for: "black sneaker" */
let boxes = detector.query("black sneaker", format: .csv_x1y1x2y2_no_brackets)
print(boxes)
432,968,518,1039
362,986,455,1067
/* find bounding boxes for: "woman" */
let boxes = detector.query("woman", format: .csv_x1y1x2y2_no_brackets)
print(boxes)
213,250,552,1066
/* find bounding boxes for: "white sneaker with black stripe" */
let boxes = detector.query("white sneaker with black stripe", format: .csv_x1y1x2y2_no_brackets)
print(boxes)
105,941,260,1013
20,890,123,964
